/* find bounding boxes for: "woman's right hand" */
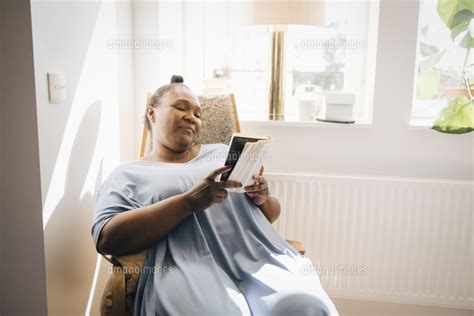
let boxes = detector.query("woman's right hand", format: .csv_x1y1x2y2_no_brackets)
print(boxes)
183,165,242,212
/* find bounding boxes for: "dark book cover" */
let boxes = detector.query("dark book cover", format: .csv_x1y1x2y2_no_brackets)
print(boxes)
220,134,268,181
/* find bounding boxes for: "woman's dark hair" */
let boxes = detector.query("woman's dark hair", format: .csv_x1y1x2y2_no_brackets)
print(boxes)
144,75,188,132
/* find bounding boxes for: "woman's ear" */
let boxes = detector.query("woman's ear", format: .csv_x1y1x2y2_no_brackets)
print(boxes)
147,106,156,123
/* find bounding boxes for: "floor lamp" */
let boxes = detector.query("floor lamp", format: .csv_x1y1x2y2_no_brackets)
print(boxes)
250,0,326,120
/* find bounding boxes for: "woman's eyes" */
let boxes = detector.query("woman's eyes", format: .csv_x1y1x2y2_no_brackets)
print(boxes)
174,105,201,118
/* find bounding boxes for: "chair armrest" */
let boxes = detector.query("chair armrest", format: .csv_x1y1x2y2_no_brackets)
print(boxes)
286,239,305,255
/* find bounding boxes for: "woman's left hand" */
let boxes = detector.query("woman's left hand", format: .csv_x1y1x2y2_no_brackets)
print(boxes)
244,166,269,206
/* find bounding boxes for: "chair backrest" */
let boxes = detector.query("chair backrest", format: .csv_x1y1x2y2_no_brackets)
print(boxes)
140,93,240,158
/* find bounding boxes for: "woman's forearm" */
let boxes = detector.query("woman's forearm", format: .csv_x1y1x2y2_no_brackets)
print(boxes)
98,166,242,257
256,196,281,224
98,193,194,257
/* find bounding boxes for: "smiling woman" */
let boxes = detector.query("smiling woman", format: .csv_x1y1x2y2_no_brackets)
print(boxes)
92,75,338,315
142,75,203,163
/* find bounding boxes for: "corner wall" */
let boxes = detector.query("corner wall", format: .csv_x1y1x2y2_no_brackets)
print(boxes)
0,0,48,314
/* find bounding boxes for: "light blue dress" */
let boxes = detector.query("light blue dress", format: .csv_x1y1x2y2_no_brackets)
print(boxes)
92,144,338,316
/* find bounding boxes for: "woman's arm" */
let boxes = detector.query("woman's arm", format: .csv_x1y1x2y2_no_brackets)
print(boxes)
255,196,281,224
98,165,241,257
244,167,281,224
97,193,193,257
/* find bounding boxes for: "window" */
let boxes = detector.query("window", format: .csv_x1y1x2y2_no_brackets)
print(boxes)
412,0,473,126
152,0,380,122
284,1,379,122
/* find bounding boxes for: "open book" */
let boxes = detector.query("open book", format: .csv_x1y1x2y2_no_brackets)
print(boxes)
219,133,271,193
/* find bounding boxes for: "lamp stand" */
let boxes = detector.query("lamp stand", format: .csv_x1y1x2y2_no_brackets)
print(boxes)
268,31,285,121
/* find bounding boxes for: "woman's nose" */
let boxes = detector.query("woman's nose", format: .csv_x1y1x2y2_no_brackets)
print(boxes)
183,113,198,124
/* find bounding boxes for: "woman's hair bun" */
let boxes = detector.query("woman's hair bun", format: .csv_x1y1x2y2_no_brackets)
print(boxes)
170,75,184,84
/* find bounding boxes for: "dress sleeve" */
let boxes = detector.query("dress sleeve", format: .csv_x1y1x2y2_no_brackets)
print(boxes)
91,165,144,253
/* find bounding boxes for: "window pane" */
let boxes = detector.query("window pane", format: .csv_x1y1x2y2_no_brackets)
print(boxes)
154,0,379,122
412,0,473,125
284,1,379,121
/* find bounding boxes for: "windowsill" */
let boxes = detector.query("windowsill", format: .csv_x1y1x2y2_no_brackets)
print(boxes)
240,119,373,128
240,118,440,131
409,118,435,130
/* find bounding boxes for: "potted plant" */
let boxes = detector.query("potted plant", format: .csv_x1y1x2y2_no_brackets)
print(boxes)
417,0,473,134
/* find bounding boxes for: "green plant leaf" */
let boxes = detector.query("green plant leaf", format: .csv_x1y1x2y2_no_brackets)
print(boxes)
417,52,444,99
437,0,473,29
417,69,441,99
460,30,474,48
450,17,469,40
419,50,445,71
451,9,473,27
432,95,474,134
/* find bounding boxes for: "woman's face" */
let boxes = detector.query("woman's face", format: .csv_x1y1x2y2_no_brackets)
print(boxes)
148,87,202,151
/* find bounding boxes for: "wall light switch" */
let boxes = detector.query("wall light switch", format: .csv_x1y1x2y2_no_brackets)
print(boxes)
47,72,66,103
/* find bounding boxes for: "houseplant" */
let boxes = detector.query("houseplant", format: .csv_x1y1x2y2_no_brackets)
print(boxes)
417,0,473,134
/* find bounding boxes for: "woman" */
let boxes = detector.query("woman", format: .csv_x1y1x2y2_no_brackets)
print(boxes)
92,75,339,315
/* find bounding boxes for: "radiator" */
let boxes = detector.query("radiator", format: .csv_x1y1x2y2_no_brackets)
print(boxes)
267,172,473,309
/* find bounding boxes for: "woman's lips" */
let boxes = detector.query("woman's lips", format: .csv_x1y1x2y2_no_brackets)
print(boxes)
179,126,194,133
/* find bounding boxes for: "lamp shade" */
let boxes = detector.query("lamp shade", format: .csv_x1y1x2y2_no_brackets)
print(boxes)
250,0,325,27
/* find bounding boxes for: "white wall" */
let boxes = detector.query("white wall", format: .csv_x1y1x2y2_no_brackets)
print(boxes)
132,0,161,152
0,0,48,314
134,0,472,182
30,0,135,314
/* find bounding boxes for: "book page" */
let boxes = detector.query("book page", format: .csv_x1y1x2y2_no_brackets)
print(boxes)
227,140,270,193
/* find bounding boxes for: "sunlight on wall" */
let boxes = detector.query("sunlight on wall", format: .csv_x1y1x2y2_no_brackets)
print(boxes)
85,255,103,316
33,1,127,315
42,1,120,230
